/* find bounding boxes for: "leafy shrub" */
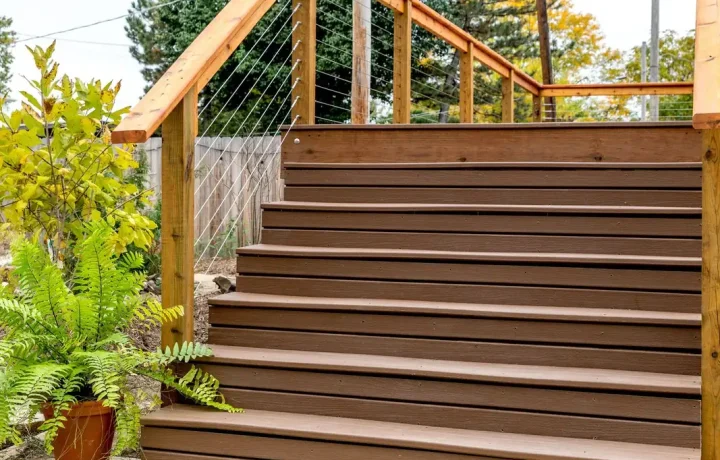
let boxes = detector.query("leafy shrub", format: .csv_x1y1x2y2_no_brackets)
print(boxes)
0,224,238,454
0,43,156,269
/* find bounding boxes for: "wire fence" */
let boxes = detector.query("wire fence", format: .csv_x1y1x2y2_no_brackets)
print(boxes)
542,95,693,123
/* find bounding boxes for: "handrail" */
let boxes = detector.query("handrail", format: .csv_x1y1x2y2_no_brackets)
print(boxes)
694,0,719,129
377,0,539,95
541,82,694,97
111,0,278,144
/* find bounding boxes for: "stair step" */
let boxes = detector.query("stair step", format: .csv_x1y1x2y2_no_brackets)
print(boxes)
141,405,699,460
236,245,699,292
261,202,700,237
263,201,701,215
200,345,699,395
237,244,701,267
283,161,701,189
236,276,699,313
210,292,700,326
262,229,701,258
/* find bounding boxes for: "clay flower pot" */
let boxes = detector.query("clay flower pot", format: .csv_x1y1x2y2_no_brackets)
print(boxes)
41,401,116,460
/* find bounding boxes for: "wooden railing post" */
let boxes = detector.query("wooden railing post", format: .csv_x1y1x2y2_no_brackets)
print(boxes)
160,86,198,349
703,128,720,460
292,0,316,125
532,94,543,122
502,69,515,123
459,42,475,124
393,0,412,124
352,0,372,124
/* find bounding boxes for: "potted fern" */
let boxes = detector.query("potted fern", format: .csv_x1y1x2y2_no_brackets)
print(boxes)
0,224,238,459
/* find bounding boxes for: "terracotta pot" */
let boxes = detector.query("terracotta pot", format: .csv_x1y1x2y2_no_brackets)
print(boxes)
41,401,116,460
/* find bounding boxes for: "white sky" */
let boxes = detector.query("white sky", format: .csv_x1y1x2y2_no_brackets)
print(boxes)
4,0,697,110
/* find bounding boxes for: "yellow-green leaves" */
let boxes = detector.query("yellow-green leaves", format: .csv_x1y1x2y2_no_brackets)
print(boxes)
0,43,154,262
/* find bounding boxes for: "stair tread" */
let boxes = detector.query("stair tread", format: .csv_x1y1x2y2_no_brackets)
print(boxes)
210,291,700,326
200,345,700,395
142,404,699,460
284,161,702,169
236,244,701,267
262,201,701,214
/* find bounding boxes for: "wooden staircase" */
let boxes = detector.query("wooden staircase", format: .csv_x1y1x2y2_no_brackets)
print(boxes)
142,145,702,459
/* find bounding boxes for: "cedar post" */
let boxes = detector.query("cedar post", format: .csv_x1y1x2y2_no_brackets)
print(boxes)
703,128,720,460
160,86,198,350
292,0,316,125
393,0,412,124
533,94,543,122
459,42,475,124
352,0,372,124
501,69,515,123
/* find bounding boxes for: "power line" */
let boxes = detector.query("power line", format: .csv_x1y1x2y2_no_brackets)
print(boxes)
17,0,193,43
16,34,131,48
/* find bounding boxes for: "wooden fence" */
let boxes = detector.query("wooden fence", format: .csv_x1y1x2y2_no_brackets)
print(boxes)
139,136,283,252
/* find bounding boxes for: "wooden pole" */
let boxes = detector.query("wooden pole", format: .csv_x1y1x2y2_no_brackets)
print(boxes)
703,128,720,460
393,0,412,124
160,86,198,350
352,0,372,124
292,0,316,125
502,69,515,123
535,0,556,121
459,43,475,124
532,94,543,122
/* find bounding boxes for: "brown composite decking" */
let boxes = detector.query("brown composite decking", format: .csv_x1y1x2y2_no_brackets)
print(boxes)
142,125,702,459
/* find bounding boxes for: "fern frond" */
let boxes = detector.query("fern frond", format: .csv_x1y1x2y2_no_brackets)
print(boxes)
0,333,39,365
0,371,21,447
6,363,71,412
142,366,240,413
134,298,183,329
71,351,122,408
39,366,84,453
112,393,141,455
119,251,145,272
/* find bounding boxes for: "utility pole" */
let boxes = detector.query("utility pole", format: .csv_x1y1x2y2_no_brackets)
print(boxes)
641,41,647,121
649,0,660,121
536,0,555,121
352,0,372,124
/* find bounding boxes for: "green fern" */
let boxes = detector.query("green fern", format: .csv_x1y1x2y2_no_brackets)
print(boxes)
0,224,239,453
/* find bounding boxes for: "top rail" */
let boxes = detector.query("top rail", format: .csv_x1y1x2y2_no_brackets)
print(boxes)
111,0,278,144
694,0,719,129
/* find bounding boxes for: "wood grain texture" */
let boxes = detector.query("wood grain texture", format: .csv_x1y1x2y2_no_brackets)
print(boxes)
703,128,720,460
261,229,701,257
208,327,700,374
393,0,412,123
219,389,698,447
283,166,702,188
112,0,276,143
141,408,700,460
281,124,702,164
236,276,700,313
459,43,474,123
351,0,371,124
542,82,693,97
502,70,515,123
694,0,720,129
533,94,543,122
160,87,196,348
292,0,316,125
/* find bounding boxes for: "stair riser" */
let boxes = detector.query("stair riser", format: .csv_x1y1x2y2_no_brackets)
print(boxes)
237,255,700,292
262,210,701,237
198,364,698,424
210,308,698,350
284,167,701,189
216,388,699,448
236,276,700,312
208,327,700,375
284,187,701,207
142,428,483,460
262,229,701,258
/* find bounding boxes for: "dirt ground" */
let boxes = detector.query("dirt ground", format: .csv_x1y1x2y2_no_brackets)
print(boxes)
0,258,236,460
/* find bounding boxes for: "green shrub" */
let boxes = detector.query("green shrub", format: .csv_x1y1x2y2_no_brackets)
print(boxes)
0,223,239,454
0,43,156,269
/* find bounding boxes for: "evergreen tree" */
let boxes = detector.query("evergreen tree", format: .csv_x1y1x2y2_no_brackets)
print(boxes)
0,17,15,98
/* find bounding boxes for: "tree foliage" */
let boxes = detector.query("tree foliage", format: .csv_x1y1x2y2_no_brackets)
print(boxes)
0,16,14,98
0,44,156,269
0,224,238,455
